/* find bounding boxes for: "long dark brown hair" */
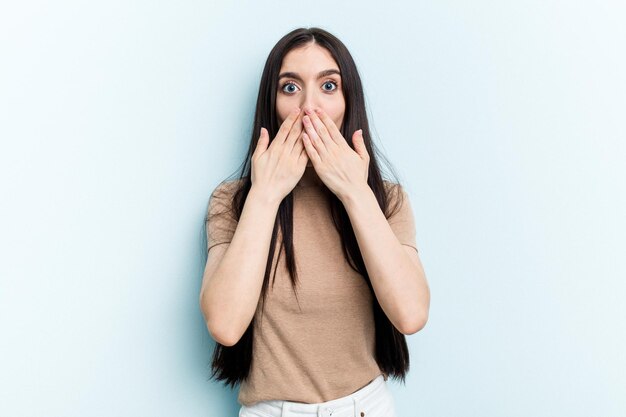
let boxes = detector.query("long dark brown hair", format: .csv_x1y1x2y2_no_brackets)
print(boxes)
204,26,411,390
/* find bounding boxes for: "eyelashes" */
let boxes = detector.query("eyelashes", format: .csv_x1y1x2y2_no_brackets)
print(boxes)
279,80,339,95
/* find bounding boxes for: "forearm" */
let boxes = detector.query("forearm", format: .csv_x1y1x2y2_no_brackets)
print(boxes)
200,186,281,344
340,185,429,334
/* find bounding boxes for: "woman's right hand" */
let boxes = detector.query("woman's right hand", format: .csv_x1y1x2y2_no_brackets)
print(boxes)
251,108,308,203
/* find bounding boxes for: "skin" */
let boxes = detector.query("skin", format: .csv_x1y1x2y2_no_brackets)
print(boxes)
199,42,430,346
275,42,345,184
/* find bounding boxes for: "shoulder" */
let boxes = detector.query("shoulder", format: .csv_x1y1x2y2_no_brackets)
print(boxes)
382,179,401,193
207,178,246,220
381,180,412,219
210,178,246,200
382,179,409,203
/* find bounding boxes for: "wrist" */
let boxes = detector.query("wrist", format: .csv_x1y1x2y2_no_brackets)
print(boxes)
338,182,373,207
249,184,284,208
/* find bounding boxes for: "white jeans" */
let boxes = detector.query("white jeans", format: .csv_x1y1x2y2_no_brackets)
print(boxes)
238,374,396,417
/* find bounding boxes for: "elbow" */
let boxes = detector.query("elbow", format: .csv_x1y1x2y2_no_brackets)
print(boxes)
199,295,242,347
400,280,430,335
399,310,429,335
204,315,242,347
211,326,241,347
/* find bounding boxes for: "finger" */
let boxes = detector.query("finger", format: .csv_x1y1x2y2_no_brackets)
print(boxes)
290,131,305,156
302,114,329,158
275,108,301,144
302,132,322,165
314,108,345,146
351,129,369,161
253,127,269,157
297,145,308,168
305,110,336,149
284,111,304,151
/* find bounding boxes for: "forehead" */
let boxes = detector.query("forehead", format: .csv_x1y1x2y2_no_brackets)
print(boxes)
279,43,339,73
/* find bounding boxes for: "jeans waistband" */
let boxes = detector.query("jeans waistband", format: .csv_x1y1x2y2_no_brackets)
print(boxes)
249,373,387,417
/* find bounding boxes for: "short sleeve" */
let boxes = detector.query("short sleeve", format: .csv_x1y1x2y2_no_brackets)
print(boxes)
386,183,419,252
206,181,240,251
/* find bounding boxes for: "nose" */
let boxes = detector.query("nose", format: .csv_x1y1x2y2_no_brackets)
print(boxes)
300,90,320,114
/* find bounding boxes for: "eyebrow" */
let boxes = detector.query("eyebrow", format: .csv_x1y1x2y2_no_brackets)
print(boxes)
278,69,341,82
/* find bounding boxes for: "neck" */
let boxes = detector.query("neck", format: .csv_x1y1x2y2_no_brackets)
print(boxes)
296,166,322,187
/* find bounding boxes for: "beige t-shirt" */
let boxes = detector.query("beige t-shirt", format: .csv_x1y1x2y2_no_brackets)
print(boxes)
206,179,418,406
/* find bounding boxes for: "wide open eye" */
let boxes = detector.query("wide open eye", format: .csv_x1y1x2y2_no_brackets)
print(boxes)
322,80,338,92
281,82,299,94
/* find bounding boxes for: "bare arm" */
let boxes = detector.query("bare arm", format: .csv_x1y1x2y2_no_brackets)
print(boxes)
199,187,281,346
340,185,430,335
199,107,307,346
298,106,429,335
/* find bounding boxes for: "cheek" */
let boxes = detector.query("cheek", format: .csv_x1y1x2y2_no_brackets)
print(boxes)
334,116,343,131
330,111,344,131
323,101,345,131
275,100,290,125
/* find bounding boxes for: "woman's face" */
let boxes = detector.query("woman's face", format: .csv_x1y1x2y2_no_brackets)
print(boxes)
275,42,346,137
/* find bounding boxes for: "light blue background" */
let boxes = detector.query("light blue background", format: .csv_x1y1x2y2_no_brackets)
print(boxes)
1,1,624,416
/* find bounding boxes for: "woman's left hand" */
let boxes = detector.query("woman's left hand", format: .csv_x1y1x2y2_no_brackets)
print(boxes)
301,107,370,200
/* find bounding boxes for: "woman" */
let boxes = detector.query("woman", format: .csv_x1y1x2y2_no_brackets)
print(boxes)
200,27,430,417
